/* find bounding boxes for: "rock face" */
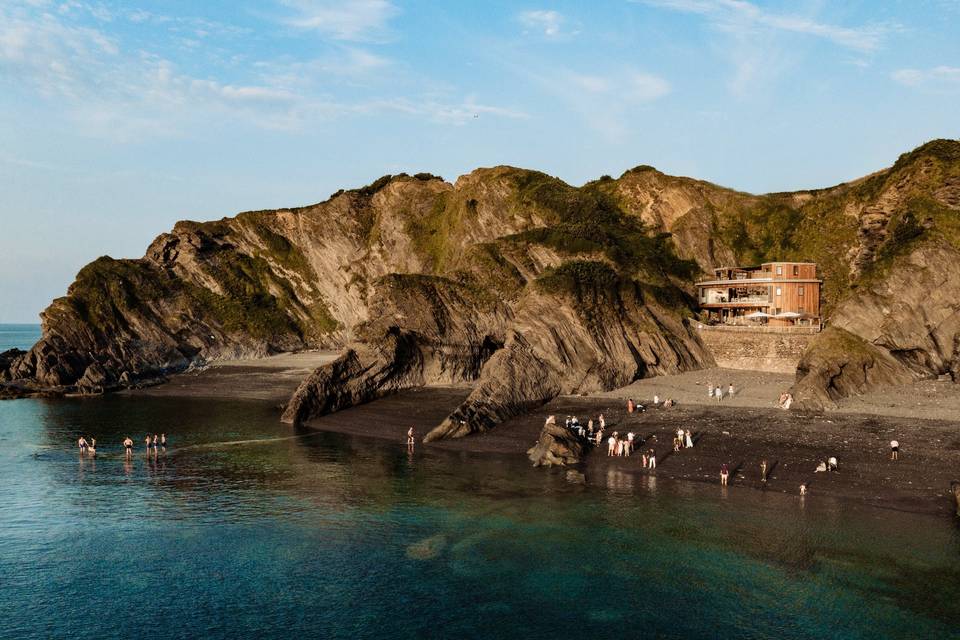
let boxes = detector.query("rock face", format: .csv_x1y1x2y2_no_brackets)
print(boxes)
6,139,960,434
793,241,960,408
527,419,588,467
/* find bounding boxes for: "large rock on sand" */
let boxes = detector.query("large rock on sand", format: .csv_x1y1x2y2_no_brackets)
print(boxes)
527,420,588,467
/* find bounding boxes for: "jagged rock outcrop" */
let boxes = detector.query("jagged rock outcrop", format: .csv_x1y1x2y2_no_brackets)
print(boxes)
527,418,588,467
7,139,960,433
793,241,960,408
790,141,960,407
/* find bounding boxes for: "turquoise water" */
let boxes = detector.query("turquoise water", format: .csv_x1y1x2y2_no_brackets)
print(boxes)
1,394,959,639
0,323,41,351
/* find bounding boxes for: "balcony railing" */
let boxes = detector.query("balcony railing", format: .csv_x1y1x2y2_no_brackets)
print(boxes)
701,296,770,305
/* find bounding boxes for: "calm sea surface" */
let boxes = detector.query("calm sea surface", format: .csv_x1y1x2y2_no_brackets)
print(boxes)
1,323,959,638
0,323,41,351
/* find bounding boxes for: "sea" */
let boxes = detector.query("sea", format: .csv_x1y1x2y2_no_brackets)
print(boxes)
0,323,41,352
1,324,959,639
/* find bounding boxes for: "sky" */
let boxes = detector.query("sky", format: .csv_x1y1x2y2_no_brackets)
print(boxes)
1,0,959,323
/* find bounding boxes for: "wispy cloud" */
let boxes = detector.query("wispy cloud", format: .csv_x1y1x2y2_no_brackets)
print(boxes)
278,0,398,41
0,1,523,139
640,0,894,52
517,10,575,38
892,65,960,89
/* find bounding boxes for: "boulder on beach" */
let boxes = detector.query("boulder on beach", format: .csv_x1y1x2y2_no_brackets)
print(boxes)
527,421,587,467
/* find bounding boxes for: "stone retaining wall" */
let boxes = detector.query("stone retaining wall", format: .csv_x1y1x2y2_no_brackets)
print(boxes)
697,326,814,373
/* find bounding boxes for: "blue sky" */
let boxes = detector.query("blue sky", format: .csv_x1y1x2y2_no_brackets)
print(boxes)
2,0,959,322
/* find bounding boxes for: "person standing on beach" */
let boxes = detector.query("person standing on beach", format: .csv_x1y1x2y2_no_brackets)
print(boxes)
407,427,415,446
707,383,714,398
685,430,694,449
598,414,606,430
728,383,735,398
760,459,768,483
715,386,723,402
890,439,899,460
720,463,729,486
626,432,635,456
648,449,657,469
123,437,134,456
607,435,616,457
641,451,649,468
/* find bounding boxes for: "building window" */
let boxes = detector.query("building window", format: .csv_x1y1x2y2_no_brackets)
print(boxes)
798,286,804,296
793,265,799,276
776,266,783,275
776,287,782,296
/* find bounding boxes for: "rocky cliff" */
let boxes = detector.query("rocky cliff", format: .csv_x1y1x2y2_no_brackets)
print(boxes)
5,139,960,428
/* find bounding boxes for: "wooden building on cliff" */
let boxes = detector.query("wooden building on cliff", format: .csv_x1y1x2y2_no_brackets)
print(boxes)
695,262,822,329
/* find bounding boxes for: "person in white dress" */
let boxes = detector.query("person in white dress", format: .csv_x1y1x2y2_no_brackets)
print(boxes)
685,430,694,449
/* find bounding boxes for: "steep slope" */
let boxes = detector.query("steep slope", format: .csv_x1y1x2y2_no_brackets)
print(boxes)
5,139,960,425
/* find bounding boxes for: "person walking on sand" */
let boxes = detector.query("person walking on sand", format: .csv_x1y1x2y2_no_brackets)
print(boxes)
685,429,694,449
720,463,729,486
648,449,657,469
890,439,899,461
123,437,134,456
760,459,768,483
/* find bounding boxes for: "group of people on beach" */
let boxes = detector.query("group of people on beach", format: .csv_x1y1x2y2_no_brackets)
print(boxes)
76,436,96,455
707,383,735,402
79,434,168,456
554,393,906,497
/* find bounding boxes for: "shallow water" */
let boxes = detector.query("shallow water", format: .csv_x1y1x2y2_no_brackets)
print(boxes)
0,323,40,351
1,394,959,639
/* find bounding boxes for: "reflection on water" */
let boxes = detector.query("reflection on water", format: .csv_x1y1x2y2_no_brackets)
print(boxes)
1,395,959,639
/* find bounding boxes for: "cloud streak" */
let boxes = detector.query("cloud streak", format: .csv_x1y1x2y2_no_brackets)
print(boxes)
892,65,960,89
0,1,524,138
518,10,568,38
640,0,894,52
278,0,398,41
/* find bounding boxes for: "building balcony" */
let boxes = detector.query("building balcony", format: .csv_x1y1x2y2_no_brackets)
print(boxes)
700,297,770,306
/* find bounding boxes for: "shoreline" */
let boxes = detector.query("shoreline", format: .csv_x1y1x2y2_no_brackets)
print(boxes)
302,387,960,518
114,357,960,517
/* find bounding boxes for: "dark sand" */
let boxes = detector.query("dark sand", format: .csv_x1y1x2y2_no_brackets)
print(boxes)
129,352,338,403
305,387,960,518
140,356,960,517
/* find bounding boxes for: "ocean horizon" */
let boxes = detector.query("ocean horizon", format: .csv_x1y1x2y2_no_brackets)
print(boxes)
0,324,41,352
